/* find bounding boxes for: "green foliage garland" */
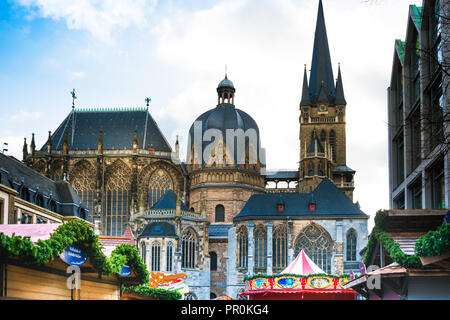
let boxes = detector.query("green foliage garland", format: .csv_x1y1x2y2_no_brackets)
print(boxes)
0,220,149,284
121,284,182,300
363,210,431,269
415,222,450,257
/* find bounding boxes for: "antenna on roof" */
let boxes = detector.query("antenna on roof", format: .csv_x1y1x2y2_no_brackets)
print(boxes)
71,89,77,110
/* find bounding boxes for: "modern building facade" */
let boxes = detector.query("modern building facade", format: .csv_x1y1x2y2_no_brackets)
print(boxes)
388,0,450,210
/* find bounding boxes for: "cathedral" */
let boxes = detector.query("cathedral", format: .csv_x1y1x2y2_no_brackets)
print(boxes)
21,0,368,300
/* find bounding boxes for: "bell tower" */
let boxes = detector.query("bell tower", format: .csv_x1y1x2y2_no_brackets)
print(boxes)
298,0,355,200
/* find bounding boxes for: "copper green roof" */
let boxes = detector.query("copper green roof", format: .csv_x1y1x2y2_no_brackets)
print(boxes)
410,5,422,30
395,40,405,65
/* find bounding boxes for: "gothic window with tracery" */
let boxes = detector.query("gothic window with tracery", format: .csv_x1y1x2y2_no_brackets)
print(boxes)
308,161,315,176
105,164,131,236
151,241,161,271
346,229,357,261
237,226,248,268
254,225,267,269
318,161,324,176
294,224,332,273
71,162,95,218
182,229,197,269
149,169,173,208
273,225,287,269
329,130,336,162
166,242,173,272
142,242,147,264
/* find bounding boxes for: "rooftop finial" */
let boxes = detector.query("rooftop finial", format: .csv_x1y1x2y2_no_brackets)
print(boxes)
145,97,151,107
71,89,77,109
225,65,228,79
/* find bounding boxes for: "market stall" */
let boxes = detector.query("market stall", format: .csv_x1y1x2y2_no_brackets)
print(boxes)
0,221,149,300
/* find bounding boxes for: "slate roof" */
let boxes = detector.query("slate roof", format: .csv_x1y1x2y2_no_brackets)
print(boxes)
309,0,336,105
138,221,177,239
265,170,299,180
43,108,172,152
218,76,235,89
234,178,367,221
307,131,324,154
188,103,261,167
151,189,189,211
332,165,355,173
335,65,346,105
209,224,232,238
0,153,87,218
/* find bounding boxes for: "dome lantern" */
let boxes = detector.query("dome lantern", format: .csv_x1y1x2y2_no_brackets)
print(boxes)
217,75,236,105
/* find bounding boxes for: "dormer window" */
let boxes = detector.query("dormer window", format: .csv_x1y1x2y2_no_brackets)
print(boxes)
277,196,285,213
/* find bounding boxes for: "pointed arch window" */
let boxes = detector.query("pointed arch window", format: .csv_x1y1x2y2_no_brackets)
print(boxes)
294,224,332,273
166,241,174,272
254,225,267,270
215,204,225,222
308,162,315,176
149,169,173,208
71,162,95,220
273,225,287,269
151,241,161,271
141,242,147,264
105,164,131,236
210,251,218,271
318,161,324,176
182,229,197,269
329,130,336,162
320,130,326,142
346,229,357,261
237,226,248,268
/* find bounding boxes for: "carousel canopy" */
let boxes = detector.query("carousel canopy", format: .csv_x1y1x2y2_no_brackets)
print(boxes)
282,250,325,275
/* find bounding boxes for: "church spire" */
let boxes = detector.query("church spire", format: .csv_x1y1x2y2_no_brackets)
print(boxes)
300,65,311,106
335,63,347,105
309,0,335,104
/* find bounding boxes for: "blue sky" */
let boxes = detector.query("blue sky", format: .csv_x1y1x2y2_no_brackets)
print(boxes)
0,0,423,229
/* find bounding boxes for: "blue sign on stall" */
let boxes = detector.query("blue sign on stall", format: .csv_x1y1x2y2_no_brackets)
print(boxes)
118,264,132,277
60,244,88,266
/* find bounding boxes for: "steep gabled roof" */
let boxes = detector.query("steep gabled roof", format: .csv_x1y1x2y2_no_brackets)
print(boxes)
151,190,189,211
335,65,346,105
234,178,367,221
309,0,336,104
43,108,172,152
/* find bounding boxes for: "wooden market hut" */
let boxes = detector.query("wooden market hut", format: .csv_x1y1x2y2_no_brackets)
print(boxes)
0,222,147,300
343,210,450,300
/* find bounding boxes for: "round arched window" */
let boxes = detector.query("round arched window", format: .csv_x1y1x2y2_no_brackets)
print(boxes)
215,205,225,222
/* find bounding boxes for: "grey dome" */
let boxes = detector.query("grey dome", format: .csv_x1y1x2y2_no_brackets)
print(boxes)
218,77,234,89
187,103,261,169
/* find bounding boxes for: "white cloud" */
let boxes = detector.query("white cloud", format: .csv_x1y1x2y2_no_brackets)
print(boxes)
0,136,25,161
15,0,158,43
9,110,42,122
71,71,85,79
